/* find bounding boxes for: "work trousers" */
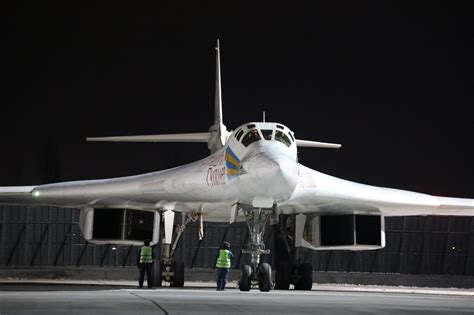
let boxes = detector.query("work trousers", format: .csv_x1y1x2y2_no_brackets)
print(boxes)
216,268,229,291
139,263,153,288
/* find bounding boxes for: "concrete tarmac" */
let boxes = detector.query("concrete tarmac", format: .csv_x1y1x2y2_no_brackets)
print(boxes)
0,283,473,314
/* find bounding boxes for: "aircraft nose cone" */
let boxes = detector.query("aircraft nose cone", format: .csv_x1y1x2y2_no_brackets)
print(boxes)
242,153,281,178
241,152,299,199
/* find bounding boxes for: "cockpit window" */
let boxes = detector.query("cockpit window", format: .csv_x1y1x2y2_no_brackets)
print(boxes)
247,124,256,129
288,132,295,142
261,129,273,140
276,125,284,130
235,129,244,141
242,129,261,147
275,130,291,147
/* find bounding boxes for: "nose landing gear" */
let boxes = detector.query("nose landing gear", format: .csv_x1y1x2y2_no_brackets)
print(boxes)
238,206,273,292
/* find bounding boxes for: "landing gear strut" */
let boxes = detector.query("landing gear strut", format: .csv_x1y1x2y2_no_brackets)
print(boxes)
154,211,202,287
239,206,273,292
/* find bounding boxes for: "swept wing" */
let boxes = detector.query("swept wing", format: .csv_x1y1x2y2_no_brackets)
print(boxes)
280,164,474,217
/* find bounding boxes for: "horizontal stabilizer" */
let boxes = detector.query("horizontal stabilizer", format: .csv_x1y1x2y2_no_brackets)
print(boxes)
87,132,211,143
295,139,342,149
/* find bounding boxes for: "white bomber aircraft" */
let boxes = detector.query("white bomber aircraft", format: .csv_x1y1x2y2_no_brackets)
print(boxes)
1,40,474,291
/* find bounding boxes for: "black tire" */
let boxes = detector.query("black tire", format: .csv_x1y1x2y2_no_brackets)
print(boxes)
239,264,252,291
171,260,185,287
294,263,312,291
258,263,272,292
290,264,300,287
153,260,162,287
274,262,290,290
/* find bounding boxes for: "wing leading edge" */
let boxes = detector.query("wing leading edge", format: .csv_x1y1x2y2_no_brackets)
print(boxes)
0,186,37,204
283,165,474,217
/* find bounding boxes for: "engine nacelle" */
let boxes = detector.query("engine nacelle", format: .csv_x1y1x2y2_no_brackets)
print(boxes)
296,213,385,250
79,207,160,245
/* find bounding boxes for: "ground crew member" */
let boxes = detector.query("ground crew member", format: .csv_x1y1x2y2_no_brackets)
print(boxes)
215,241,233,291
137,239,154,289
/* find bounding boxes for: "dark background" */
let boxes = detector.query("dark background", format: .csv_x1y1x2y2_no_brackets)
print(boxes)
2,1,474,199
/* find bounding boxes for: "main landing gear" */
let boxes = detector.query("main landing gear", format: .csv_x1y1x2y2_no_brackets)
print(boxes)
273,215,313,291
238,206,273,292
153,211,203,287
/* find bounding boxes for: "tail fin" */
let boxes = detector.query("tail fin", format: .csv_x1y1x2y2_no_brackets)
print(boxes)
208,39,230,153
86,39,230,154
214,39,223,127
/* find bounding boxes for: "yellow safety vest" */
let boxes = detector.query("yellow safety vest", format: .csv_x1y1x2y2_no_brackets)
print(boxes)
139,246,153,264
215,249,231,268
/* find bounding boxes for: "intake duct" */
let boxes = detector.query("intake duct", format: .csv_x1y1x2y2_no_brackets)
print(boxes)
296,213,385,250
79,208,160,245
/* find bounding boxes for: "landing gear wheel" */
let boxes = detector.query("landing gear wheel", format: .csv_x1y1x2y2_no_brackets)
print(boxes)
153,260,162,287
275,262,290,290
170,260,185,287
239,264,252,291
258,263,272,292
294,263,313,291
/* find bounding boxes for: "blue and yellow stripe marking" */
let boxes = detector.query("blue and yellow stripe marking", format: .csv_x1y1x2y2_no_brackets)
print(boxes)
225,147,241,179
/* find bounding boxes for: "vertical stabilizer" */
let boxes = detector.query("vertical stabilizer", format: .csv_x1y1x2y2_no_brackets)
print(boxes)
208,39,230,153
214,39,223,126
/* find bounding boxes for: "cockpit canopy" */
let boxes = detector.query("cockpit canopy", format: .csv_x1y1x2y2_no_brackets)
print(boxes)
233,123,295,148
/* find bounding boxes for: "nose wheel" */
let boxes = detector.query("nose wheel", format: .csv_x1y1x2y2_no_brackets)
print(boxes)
239,263,272,292
239,265,252,291
258,263,272,291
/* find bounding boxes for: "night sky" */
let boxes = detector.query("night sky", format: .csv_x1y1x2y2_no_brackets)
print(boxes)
2,2,474,198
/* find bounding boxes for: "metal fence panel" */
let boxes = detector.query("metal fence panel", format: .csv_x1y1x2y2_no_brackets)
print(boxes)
0,206,472,275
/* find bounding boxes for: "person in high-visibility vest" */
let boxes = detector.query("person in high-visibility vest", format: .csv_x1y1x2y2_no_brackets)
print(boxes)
215,241,233,291
137,239,154,288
